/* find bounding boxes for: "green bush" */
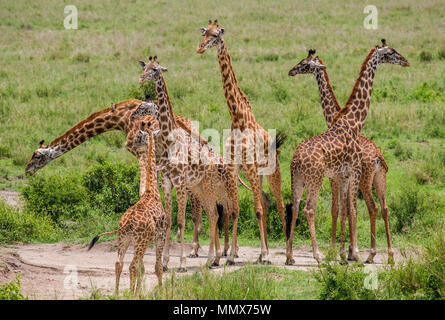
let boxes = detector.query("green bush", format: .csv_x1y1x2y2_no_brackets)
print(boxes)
0,274,27,300
315,262,377,300
0,201,60,243
82,160,140,215
22,173,88,223
127,81,156,101
389,184,424,233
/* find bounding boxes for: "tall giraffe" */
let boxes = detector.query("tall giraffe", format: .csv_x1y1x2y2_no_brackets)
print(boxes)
88,121,166,295
24,99,204,257
286,40,409,263
196,20,287,264
137,55,240,270
288,49,394,264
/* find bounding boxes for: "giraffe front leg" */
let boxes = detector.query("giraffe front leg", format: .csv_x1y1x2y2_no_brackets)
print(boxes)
176,187,188,273
226,172,240,266
347,172,361,263
330,178,340,249
360,179,378,264
374,169,394,264
245,166,270,264
188,192,202,258
161,176,172,271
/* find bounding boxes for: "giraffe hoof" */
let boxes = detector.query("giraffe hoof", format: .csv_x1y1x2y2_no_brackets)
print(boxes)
285,258,295,266
162,266,169,272
177,267,187,273
339,260,348,266
222,252,228,257
225,260,235,266
188,253,199,258
211,261,220,267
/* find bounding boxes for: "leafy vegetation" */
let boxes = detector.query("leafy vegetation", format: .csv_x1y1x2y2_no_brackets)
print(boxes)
0,274,27,300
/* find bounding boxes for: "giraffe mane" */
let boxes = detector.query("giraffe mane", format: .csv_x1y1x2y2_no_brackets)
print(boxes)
331,47,376,126
159,74,177,127
175,117,211,147
317,57,342,112
49,99,144,147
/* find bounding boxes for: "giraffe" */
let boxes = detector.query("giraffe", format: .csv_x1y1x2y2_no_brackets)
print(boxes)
24,100,206,258
88,120,167,296
136,55,240,271
288,49,394,264
286,40,409,263
196,20,287,264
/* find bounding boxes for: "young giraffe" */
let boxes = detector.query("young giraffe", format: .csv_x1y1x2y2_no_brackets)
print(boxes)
137,55,240,270
196,20,287,264
286,40,409,263
288,49,394,264
88,120,167,296
24,100,205,257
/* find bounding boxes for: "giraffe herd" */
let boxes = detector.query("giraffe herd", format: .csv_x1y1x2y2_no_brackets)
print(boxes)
25,20,410,295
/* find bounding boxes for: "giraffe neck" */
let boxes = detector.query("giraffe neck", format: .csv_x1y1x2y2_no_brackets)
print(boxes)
217,39,253,127
142,130,159,200
334,48,379,133
46,102,135,160
313,66,342,127
154,74,177,141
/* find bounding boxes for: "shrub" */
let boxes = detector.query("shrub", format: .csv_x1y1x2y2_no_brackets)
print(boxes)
0,201,60,243
22,173,88,223
127,81,156,101
419,50,432,62
408,82,444,103
82,160,140,215
0,274,27,300
438,48,445,60
314,262,377,300
389,184,424,233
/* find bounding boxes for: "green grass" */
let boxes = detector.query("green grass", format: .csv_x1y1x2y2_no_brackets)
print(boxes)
0,0,444,299
82,265,319,300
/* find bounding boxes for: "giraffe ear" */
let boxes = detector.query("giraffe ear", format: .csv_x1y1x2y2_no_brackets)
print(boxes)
157,65,168,73
138,60,146,69
198,27,206,35
39,140,45,148
220,28,225,35
152,130,160,138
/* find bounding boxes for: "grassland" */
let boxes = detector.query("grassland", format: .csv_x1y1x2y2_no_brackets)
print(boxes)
0,0,444,299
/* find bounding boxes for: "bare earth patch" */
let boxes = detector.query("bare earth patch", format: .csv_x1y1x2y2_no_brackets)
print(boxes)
0,242,404,300
0,190,22,208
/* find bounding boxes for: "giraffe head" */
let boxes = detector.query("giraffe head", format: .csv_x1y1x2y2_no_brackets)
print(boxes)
288,49,326,76
375,39,410,67
196,19,225,54
138,56,168,84
134,121,160,148
25,140,60,175
131,101,159,120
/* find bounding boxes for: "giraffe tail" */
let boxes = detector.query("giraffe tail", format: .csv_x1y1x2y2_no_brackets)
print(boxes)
286,158,304,241
87,230,118,251
274,131,288,150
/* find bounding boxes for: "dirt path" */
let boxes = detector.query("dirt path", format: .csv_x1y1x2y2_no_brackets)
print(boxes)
0,241,403,300
0,190,22,208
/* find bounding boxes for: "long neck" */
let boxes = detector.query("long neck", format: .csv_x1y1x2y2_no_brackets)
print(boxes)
339,48,379,133
217,40,252,125
313,67,342,127
143,131,159,199
47,101,136,157
154,74,177,140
